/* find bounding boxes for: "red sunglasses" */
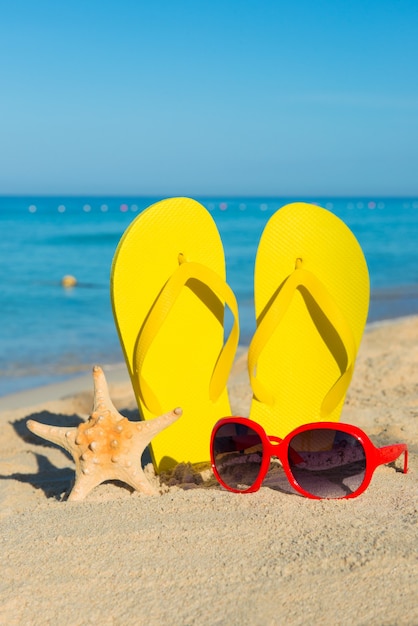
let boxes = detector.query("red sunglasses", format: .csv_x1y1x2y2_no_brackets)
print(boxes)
210,417,408,500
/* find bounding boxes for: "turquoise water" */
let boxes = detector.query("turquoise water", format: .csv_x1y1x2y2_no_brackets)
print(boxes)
1,196,418,396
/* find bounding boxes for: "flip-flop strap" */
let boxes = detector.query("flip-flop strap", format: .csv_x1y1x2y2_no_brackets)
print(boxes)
134,258,239,415
248,266,357,417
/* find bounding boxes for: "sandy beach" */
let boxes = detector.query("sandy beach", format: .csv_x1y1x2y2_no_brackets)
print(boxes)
0,316,417,625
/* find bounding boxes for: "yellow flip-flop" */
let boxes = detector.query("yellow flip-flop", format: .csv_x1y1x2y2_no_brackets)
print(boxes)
111,197,239,472
248,202,369,436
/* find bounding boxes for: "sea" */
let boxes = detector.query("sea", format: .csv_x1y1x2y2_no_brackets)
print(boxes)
1,196,418,397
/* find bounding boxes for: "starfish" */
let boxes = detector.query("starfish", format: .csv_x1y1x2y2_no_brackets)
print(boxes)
27,365,182,501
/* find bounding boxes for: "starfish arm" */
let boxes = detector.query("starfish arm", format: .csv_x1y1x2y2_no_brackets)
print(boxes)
67,472,105,502
27,420,77,454
137,407,183,448
115,466,158,495
91,365,119,416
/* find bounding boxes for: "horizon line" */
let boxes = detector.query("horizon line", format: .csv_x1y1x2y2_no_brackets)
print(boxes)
1,193,418,200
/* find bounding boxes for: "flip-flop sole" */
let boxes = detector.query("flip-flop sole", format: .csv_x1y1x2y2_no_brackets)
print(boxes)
250,202,369,436
111,197,232,471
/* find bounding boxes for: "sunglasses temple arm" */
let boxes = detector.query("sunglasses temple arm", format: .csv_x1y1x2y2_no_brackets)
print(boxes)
378,444,408,473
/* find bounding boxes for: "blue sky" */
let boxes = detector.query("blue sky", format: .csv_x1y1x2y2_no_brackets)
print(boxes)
1,0,417,196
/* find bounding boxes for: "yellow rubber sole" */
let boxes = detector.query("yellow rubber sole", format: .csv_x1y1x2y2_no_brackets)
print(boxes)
249,202,370,436
111,197,234,472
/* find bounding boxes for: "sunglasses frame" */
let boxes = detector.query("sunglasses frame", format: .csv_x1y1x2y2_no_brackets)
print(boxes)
210,417,408,499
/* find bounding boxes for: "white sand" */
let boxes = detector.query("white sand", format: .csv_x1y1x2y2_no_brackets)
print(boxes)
0,317,417,625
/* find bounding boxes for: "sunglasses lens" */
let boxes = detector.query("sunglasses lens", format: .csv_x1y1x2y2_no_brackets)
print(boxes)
288,429,366,498
212,423,263,491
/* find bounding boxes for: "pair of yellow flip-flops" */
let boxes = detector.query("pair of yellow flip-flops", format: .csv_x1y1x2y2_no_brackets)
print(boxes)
111,198,369,472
